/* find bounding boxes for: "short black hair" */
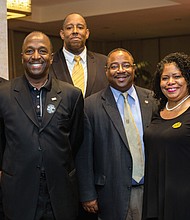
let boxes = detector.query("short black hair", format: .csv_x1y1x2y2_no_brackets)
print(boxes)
106,48,134,68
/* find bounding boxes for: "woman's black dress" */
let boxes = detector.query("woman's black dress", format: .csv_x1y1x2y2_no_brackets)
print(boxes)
143,107,190,220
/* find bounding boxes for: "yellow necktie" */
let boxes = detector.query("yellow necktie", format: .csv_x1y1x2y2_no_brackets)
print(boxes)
72,55,85,95
122,92,144,183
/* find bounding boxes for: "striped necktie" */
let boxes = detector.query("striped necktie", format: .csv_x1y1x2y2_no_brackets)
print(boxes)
72,55,84,95
122,92,144,183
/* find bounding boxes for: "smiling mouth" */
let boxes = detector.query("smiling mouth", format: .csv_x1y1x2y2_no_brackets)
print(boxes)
114,74,130,78
167,88,177,92
30,63,43,69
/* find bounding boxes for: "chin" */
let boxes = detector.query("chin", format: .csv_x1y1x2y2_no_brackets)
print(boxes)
26,71,47,80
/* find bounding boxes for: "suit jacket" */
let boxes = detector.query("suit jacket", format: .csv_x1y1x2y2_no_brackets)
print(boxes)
0,75,84,220
76,85,158,220
49,49,108,97
0,77,7,220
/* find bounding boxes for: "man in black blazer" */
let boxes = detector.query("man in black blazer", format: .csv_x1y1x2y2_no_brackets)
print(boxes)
76,48,158,220
49,13,108,98
0,31,84,220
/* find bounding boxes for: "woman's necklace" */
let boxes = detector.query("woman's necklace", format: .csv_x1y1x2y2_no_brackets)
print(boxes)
166,95,190,111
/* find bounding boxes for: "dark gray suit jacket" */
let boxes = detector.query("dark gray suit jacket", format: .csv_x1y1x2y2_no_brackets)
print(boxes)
76,85,158,220
49,49,108,97
0,75,84,220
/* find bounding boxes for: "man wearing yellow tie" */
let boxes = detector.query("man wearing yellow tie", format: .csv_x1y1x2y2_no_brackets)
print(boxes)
49,13,108,97
76,48,158,220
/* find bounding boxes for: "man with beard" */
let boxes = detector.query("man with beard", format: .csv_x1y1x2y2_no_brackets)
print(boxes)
0,31,84,220
49,13,108,98
76,48,158,220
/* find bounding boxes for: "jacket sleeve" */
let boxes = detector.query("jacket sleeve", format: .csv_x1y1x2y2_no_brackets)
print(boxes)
75,111,98,202
0,117,6,171
69,91,84,159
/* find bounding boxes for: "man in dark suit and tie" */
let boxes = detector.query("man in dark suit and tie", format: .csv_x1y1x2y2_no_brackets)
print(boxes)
0,31,84,220
76,48,158,220
49,13,108,97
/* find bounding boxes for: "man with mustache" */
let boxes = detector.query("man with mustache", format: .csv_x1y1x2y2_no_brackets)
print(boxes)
49,13,108,98
76,48,157,220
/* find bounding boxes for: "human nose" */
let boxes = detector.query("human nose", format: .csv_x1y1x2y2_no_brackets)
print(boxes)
117,64,126,72
73,25,77,33
167,76,175,84
32,50,40,59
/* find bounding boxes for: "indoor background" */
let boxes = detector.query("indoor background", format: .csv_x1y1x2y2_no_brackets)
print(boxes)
7,0,190,88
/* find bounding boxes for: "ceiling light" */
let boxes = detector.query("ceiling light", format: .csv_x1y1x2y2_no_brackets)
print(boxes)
7,0,31,20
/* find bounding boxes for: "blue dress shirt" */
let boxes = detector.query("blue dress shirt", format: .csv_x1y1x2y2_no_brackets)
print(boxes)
110,85,144,185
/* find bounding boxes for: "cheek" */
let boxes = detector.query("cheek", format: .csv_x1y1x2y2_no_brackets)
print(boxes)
62,31,70,39
160,80,165,88
160,82,166,94
179,79,187,87
80,31,88,38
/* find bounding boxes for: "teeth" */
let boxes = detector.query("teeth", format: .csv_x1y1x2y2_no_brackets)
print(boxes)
168,88,176,92
31,64,41,67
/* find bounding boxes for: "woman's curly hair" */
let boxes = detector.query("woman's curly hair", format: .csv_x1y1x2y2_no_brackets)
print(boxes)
152,52,190,111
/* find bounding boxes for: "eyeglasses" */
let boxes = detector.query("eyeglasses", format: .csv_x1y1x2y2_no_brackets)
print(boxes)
107,62,135,71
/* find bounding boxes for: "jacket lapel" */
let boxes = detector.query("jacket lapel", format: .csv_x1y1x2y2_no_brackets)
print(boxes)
101,87,129,149
13,76,39,127
40,79,61,132
135,86,153,130
52,49,73,83
85,51,96,97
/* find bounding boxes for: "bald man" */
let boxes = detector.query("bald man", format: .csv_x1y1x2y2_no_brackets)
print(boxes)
0,31,84,220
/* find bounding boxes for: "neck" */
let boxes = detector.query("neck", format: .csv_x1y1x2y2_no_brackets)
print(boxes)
26,77,48,90
166,94,190,111
64,46,85,55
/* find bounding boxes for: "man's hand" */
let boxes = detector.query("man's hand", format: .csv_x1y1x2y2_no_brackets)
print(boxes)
82,199,98,213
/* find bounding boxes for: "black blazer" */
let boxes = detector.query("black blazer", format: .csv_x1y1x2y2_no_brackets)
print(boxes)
0,75,84,220
0,77,7,220
76,86,158,220
49,49,108,97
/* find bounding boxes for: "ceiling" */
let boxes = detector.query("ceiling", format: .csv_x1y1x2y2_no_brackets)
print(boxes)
8,0,190,41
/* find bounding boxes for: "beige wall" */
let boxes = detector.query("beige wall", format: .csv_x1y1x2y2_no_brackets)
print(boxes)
0,0,9,80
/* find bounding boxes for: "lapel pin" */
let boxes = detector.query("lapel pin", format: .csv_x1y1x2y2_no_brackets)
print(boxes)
145,100,149,104
51,97,57,101
172,122,182,129
47,104,56,114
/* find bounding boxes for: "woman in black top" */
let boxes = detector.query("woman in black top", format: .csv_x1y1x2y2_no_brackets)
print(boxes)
143,52,190,220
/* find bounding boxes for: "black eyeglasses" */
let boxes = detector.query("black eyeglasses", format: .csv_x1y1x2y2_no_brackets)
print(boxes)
107,63,135,71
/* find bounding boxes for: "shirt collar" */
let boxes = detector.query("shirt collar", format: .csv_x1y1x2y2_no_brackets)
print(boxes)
127,85,136,100
110,85,137,102
63,47,87,64
25,75,51,92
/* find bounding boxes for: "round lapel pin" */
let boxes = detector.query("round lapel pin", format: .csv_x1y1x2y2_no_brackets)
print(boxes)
47,104,56,114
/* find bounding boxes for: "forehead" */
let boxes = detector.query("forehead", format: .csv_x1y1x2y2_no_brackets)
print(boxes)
23,34,50,49
108,51,133,63
162,62,180,74
64,14,86,26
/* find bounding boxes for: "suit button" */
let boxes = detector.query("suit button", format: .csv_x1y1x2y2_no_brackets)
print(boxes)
127,186,131,190
128,167,132,170
38,147,42,151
